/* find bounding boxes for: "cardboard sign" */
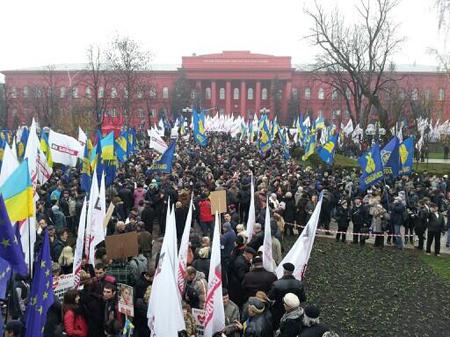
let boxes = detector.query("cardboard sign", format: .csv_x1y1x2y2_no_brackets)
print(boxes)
52,274,75,301
103,203,115,229
192,308,206,337
118,283,134,317
209,190,227,215
105,231,139,260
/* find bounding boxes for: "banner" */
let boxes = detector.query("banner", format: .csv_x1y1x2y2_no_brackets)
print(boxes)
52,274,75,301
48,130,82,167
148,129,168,154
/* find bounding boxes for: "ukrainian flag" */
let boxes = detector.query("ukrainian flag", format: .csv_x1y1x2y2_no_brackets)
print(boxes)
80,144,92,192
39,130,53,167
302,133,316,161
115,130,128,163
100,132,115,161
89,142,98,170
127,128,137,156
17,128,29,161
314,116,325,130
0,159,34,222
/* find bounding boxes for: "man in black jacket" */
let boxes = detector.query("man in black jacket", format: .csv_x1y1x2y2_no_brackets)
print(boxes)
241,256,277,300
351,197,370,245
269,263,307,331
228,246,256,307
426,203,445,256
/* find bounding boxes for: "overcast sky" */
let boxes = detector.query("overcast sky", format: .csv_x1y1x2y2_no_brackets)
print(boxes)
0,0,447,76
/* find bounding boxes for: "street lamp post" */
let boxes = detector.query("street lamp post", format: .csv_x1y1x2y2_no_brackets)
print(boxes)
260,107,270,118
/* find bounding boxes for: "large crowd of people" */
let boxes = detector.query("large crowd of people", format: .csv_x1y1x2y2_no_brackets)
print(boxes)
3,131,450,337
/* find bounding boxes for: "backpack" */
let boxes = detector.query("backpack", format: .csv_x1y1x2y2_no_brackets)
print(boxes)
130,255,148,279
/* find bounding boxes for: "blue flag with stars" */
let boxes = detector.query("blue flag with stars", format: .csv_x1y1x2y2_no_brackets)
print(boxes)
0,257,11,299
24,230,54,337
0,195,27,276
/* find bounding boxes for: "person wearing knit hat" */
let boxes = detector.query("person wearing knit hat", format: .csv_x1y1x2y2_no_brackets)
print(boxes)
234,297,273,337
298,305,330,337
276,293,304,337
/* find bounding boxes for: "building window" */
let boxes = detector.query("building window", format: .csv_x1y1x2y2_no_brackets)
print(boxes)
247,88,253,100
439,88,445,101
138,108,144,118
292,88,298,98
163,87,169,99
331,88,338,100
219,88,225,100
345,87,351,99
150,109,156,117
137,90,143,99
60,87,66,98
411,88,418,101
72,87,78,98
111,87,117,98
10,87,17,98
425,88,431,100
205,87,211,100
233,88,239,100
191,90,196,100
110,108,117,117
318,88,325,100
85,87,91,98
23,86,29,98
124,88,128,98
11,108,17,116
261,88,268,100
304,87,311,100
36,87,42,98
98,86,104,98
149,87,157,98
399,88,405,99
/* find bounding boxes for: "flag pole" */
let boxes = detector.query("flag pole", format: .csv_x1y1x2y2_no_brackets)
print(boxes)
27,218,32,276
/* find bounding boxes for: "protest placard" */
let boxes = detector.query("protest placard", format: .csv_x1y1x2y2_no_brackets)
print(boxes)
118,283,134,317
209,190,227,215
105,231,139,260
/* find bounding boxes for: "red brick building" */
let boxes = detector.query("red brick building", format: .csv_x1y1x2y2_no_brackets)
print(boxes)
1,51,449,132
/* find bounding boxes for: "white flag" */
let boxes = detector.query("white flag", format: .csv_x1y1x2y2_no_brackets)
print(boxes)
276,193,323,280
177,197,193,295
24,118,40,194
148,128,168,154
148,201,185,336
48,129,82,166
86,172,106,265
78,127,88,158
11,138,18,163
262,197,274,273
246,175,256,242
204,212,225,337
73,198,87,287
0,142,19,187
36,146,53,184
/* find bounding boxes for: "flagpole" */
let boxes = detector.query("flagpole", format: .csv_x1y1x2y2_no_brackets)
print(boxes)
27,218,32,275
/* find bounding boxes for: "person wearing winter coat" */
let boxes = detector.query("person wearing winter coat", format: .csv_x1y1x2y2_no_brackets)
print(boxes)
63,289,88,337
369,197,387,248
298,305,329,337
192,247,211,280
234,297,273,337
241,256,277,300
390,197,406,249
412,200,429,250
276,293,304,337
129,252,148,282
198,194,214,236
228,246,256,308
335,200,350,243
426,202,446,256
269,263,306,331
175,201,188,241
221,222,237,258
223,288,241,337
184,266,208,309
350,197,370,245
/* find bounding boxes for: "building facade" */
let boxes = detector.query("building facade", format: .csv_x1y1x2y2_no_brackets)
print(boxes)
1,51,450,133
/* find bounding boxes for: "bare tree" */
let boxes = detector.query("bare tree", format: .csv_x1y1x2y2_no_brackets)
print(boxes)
305,0,404,128
106,35,151,126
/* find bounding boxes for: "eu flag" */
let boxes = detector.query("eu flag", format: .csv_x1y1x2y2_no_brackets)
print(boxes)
317,133,338,165
149,141,177,174
358,143,384,191
24,230,54,337
0,258,12,299
193,109,208,147
399,137,414,175
381,137,400,177
0,195,27,276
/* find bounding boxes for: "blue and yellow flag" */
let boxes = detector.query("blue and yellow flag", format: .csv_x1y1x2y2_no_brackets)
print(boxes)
280,128,291,160
0,195,27,276
149,141,177,174
24,230,54,337
193,109,208,147
17,128,29,161
381,137,400,177
101,132,115,161
39,130,53,168
270,116,280,141
302,132,316,161
80,144,92,192
358,143,384,191
115,130,128,163
399,137,414,175
0,159,34,223
0,138,5,162
317,133,338,165
127,128,137,157
314,116,325,130
258,115,272,153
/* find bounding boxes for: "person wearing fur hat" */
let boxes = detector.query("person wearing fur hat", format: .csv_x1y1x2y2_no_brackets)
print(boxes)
298,305,329,337
276,293,304,337
241,256,277,300
335,199,350,243
234,296,273,337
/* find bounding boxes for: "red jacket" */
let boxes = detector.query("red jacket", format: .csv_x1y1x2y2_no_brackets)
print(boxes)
199,199,214,222
64,309,88,337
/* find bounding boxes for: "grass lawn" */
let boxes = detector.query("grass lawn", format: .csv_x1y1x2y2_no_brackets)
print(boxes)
283,238,450,337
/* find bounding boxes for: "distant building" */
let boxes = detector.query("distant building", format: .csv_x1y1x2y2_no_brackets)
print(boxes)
1,51,449,133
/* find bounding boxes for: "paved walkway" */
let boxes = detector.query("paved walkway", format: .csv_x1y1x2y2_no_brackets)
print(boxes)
315,220,450,255
418,158,450,164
